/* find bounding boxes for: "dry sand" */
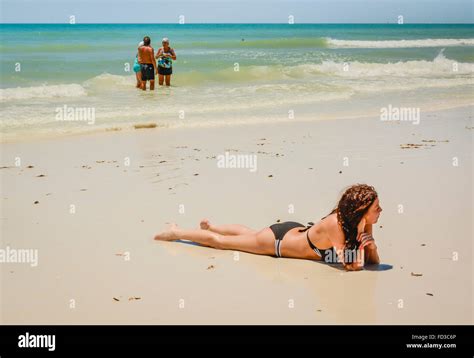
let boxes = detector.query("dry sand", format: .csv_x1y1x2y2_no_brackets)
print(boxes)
0,105,472,324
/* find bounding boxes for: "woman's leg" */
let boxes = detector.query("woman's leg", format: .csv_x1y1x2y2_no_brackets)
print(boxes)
154,224,275,256
135,72,141,88
200,219,256,235
158,74,165,86
165,75,171,86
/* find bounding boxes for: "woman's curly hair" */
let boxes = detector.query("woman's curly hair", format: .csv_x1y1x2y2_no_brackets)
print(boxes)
327,184,378,252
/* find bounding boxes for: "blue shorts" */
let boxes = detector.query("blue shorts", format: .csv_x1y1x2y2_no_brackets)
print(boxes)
133,58,141,73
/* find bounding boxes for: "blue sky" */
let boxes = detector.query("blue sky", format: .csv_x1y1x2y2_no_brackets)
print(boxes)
1,0,473,23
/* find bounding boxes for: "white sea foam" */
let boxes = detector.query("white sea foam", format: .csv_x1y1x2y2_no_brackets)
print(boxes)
326,37,474,48
0,83,86,102
1,52,472,142
312,50,474,78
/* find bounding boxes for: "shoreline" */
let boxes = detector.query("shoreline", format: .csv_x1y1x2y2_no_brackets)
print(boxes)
2,101,473,145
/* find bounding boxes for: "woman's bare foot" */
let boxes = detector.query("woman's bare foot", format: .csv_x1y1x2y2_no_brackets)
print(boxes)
200,219,211,230
154,223,179,241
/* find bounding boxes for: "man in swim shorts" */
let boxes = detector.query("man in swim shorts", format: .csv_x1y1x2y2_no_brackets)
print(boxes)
137,36,157,91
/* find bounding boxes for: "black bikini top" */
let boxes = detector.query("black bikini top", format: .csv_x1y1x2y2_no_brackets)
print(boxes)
298,222,335,259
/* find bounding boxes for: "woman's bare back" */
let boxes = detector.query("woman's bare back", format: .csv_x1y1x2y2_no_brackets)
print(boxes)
277,214,344,259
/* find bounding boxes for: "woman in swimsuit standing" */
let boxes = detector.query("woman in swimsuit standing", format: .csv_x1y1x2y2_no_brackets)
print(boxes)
133,41,144,88
155,37,176,86
154,184,382,271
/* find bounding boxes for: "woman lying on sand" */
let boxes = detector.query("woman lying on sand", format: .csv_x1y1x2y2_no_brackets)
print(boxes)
154,184,381,271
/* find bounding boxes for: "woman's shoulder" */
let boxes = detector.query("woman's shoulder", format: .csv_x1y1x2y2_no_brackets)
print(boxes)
321,214,344,240
320,212,337,225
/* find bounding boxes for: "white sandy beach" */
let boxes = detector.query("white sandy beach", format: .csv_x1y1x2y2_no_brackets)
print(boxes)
0,105,472,324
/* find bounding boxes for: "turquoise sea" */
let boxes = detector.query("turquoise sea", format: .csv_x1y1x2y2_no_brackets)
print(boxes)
0,24,473,141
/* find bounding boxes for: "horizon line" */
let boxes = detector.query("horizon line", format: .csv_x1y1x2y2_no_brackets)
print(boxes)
1,22,473,25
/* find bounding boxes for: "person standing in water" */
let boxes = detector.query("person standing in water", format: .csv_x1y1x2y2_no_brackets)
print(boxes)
155,37,177,86
137,36,157,91
133,41,144,88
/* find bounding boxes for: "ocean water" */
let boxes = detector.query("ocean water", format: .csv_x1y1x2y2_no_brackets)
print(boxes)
0,24,473,141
